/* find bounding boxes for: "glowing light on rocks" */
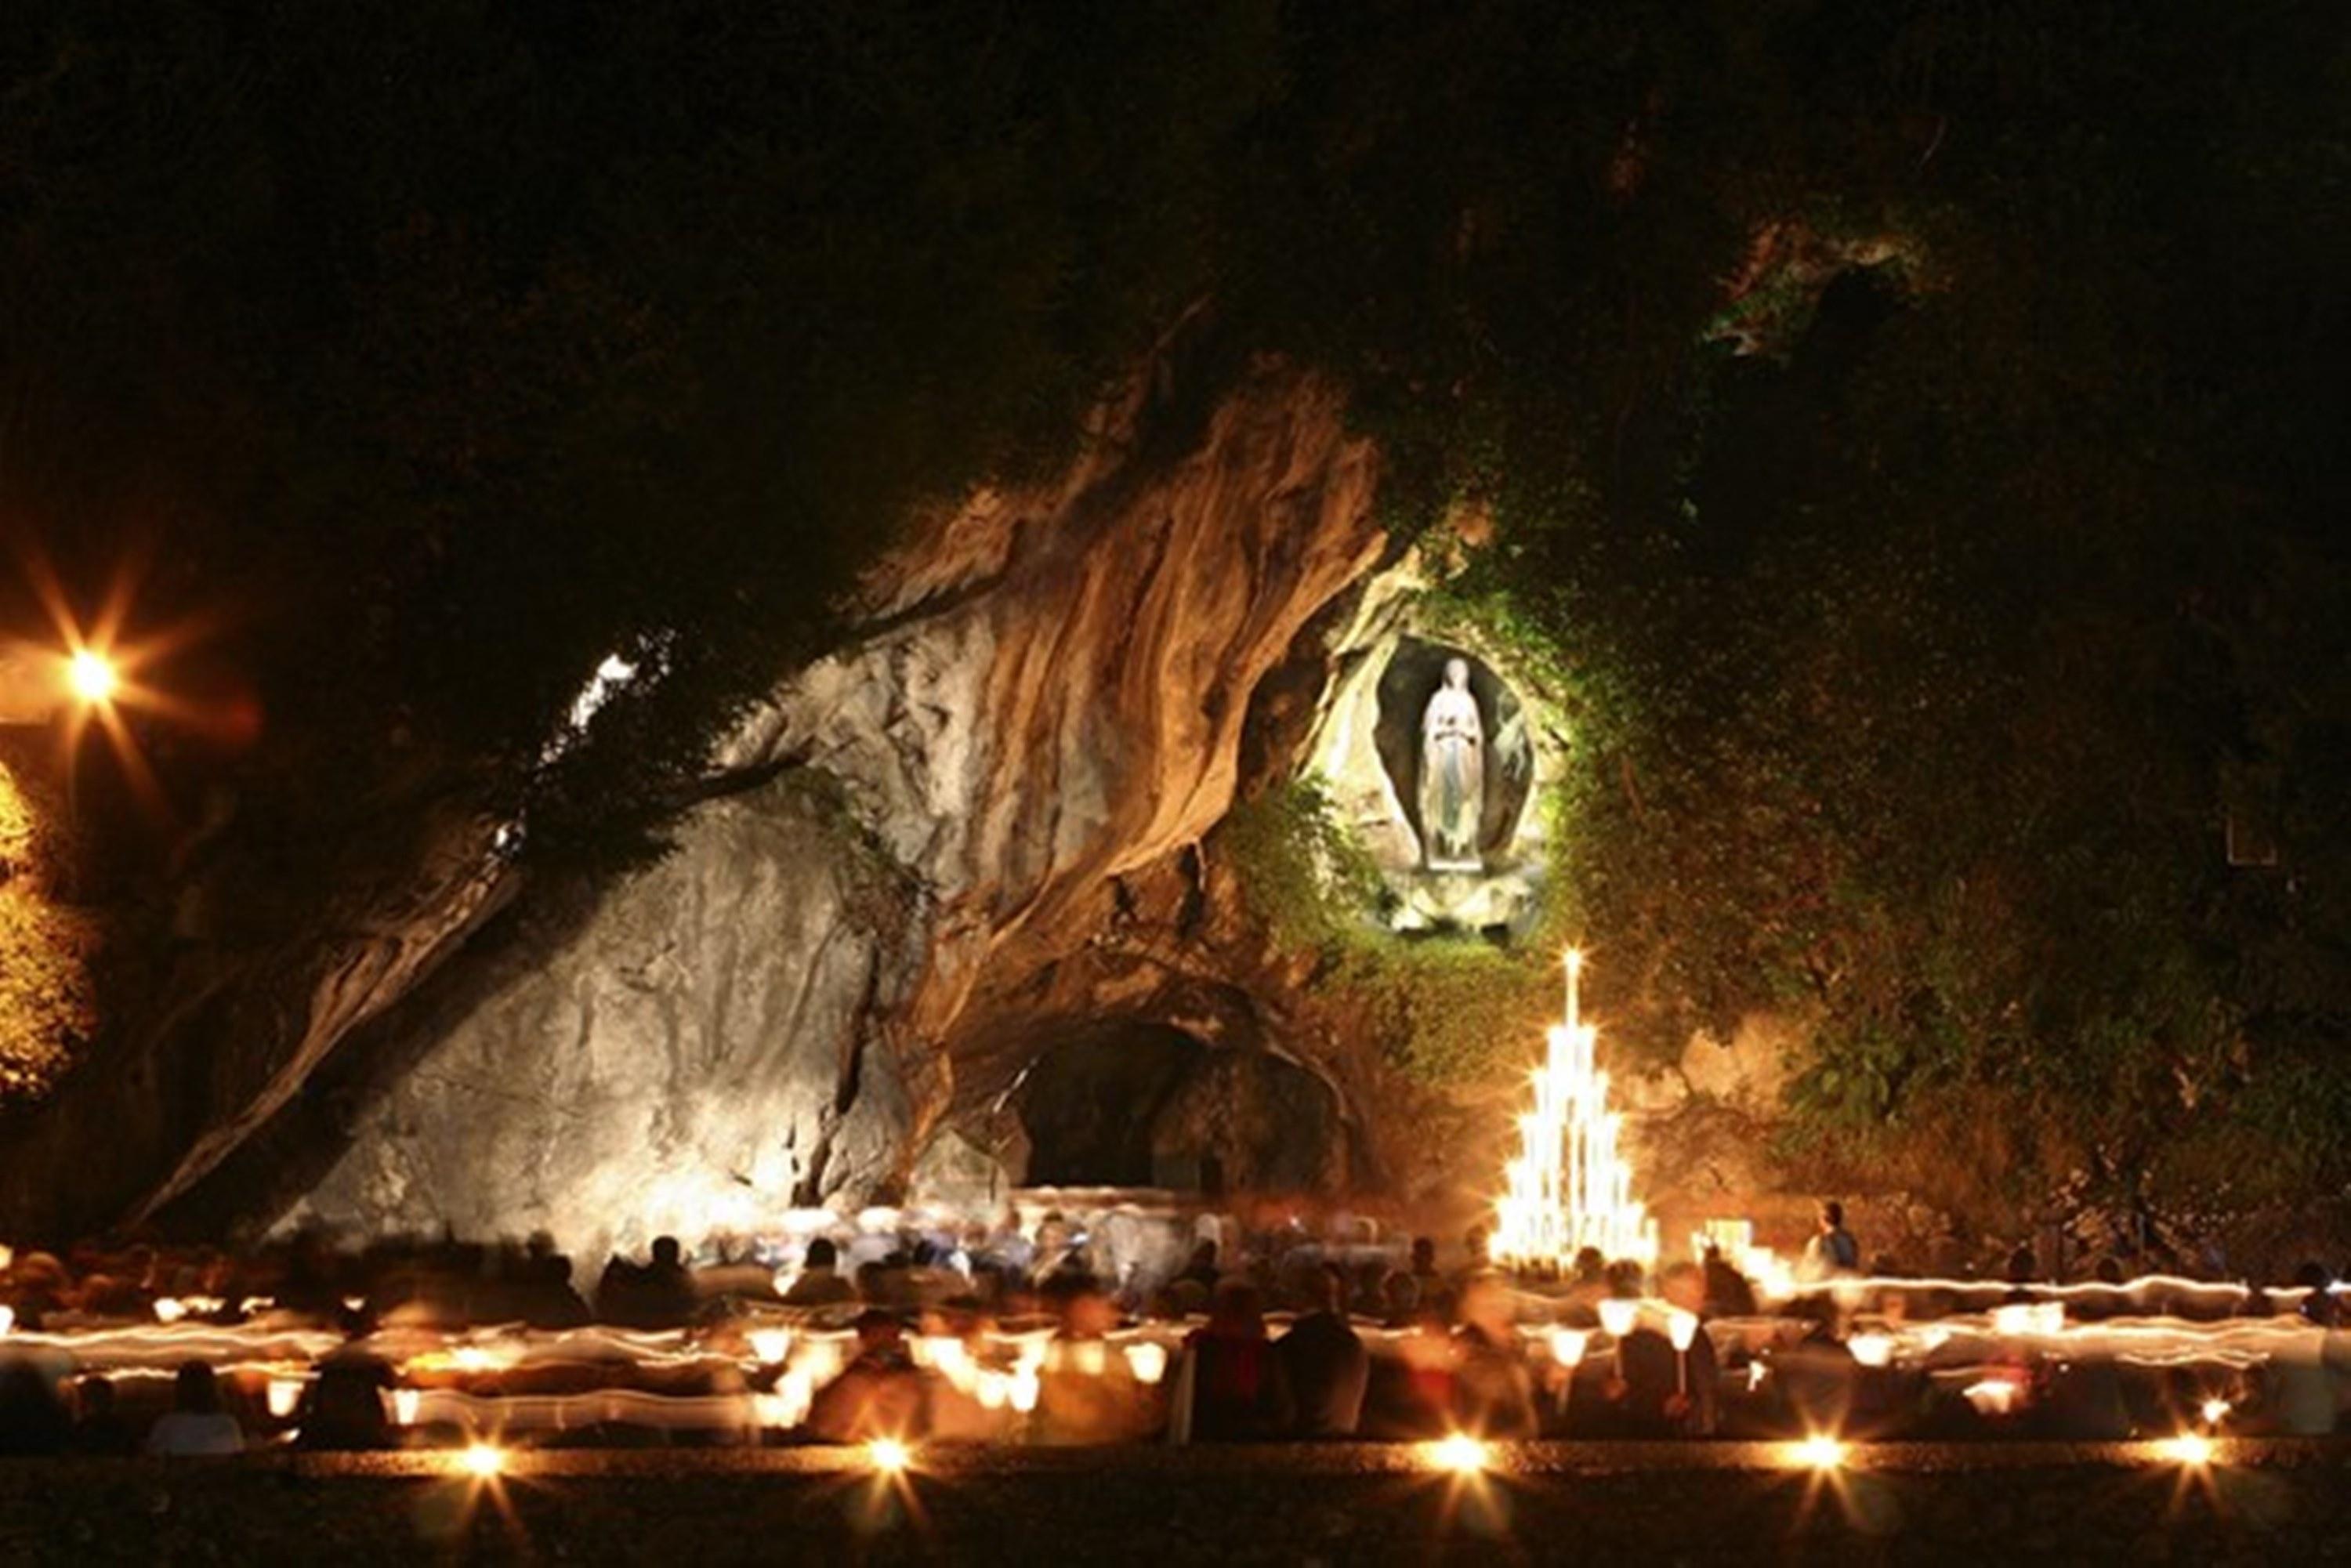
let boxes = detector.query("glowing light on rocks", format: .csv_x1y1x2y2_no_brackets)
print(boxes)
458,1443,507,1479
868,1436,912,1474
1848,1332,1893,1369
1492,951,1658,1270
266,1378,304,1418
152,1298,187,1324
748,1327,792,1367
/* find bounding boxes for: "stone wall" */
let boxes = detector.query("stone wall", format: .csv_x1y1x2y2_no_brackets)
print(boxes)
253,357,1387,1261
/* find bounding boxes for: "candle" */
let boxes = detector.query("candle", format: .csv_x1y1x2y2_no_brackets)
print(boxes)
1667,1309,1698,1396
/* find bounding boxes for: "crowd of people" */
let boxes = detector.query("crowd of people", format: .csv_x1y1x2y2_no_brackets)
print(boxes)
2,1200,2349,1457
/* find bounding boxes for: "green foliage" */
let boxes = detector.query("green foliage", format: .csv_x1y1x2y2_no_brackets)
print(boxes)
1215,777,1385,955
1220,776,1565,1088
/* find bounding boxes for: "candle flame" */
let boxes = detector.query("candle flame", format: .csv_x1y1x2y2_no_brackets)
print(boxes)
1492,953,1658,1271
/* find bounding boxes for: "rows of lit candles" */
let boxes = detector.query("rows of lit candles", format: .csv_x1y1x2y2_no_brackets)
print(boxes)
1491,951,1660,1272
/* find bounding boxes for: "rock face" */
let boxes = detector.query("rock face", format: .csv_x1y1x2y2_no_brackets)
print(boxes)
284,781,920,1256
273,358,1387,1262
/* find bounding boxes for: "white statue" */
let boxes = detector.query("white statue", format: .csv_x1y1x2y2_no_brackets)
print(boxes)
1419,657,1484,871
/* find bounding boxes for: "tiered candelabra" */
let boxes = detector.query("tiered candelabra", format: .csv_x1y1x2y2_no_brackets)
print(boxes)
1491,950,1659,1271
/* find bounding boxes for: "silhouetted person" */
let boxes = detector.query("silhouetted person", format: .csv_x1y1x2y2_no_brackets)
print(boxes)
1408,1237,1442,1294
146,1362,244,1456
519,1253,592,1329
782,1238,857,1307
2294,1262,2340,1329
1607,1263,1719,1437
67,1376,136,1456
1701,1245,1758,1319
1277,1265,1368,1438
299,1309,398,1450
636,1236,697,1327
0,1361,71,1455
1176,1240,1222,1295
1452,1274,1538,1438
806,1309,926,1443
1177,1282,1293,1441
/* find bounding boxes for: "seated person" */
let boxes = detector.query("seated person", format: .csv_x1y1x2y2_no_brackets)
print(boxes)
69,1376,138,1456
1601,1266,1720,1437
1452,1274,1539,1439
1360,1307,1454,1439
781,1238,858,1308
804,1309,925,1443
1176,1282,1293,1442
299,1310,400,1451
1701,1246,1759,1319
1035,1281,1157,1444
1277,1265,1369,1438
0,1360,71,1455
146,1362,245,1457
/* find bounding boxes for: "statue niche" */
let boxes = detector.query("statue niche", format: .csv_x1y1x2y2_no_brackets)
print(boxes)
1419,657,1484,871
1371,640,1533,879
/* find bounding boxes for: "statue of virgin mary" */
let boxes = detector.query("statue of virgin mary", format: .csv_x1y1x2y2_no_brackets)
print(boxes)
1419,657,1484,871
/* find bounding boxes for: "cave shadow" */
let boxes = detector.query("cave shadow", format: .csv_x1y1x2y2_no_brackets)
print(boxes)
1012,1021,1346,1197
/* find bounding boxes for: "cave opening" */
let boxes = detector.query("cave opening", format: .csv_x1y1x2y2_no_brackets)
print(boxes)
1010,1020,1346,1196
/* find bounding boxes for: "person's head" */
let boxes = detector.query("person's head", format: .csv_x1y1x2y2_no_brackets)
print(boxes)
1187,1239,1219,1271
1571,1246,1606,1284
77,1376,116,1417
1410,1237,1437,1273
804,1237,839,1272
1382,1271,1421,1316
1820,1201,1845,1233
1660,1261,1704,1315
1463,1224,1489,1260
852,1307,905,1354
1208,1280,1266,1338
1603,1258,1646,1298
1444,656,1469,688
2094,1255,2125,1285
172,1360,220,1414
650,1236,682,1269
1306,1263,1346,1316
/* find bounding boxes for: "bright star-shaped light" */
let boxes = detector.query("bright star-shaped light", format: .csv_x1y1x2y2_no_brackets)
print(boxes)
2154,1432,2214,1468
458,1443,507,1479
66,648,118,704
868,1436,913,1474
1429,1432,1489,1475
1787,1434,1848,1470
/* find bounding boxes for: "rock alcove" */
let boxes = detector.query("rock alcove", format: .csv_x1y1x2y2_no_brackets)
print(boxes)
1008,1021,1346,1196
1371,639,1534,870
